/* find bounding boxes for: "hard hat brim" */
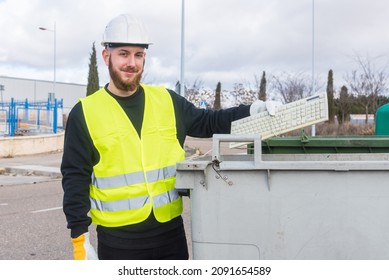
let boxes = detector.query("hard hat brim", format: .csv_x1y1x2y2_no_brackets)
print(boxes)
103,42,151,49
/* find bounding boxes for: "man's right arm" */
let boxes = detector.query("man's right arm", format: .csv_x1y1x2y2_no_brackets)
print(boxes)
61,102,96,238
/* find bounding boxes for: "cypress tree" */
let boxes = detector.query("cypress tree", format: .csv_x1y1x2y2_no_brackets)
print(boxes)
326,69,336,123
337,85,352,124
86,42,100,96
214,81,221,110
258,71,267,101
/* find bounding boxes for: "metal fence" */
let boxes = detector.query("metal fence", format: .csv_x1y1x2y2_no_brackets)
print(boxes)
0,98,64,137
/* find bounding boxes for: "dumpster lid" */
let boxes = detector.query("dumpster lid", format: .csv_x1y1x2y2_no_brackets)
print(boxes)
258,135,389,154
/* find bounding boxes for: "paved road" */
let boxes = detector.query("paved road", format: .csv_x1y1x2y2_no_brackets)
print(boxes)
0,179,192,260
0,180,73,259
0,151,84,259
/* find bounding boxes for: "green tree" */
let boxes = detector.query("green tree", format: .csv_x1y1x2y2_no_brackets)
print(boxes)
326,69,336,123
86,42,100,96
258,71,267,101
213,81,221,110
336,85,352,124
345,54,388,122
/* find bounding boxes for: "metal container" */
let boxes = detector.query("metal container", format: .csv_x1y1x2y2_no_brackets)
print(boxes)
176,134,389,259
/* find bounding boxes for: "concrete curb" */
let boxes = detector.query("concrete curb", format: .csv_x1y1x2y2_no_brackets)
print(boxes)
5,166,61,178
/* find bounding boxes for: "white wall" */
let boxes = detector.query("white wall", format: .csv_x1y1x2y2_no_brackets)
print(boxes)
0,132,64,157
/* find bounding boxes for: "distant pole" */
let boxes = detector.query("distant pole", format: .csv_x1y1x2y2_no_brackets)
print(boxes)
0,84,4,104
54,21,56,98
312,0,315,90
311,0,316,136
180,0,185,97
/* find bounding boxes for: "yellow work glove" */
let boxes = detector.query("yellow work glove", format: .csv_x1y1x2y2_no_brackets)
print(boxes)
71,232,98,260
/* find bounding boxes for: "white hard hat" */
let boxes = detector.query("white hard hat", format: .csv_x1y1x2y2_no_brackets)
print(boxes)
101,14,152,48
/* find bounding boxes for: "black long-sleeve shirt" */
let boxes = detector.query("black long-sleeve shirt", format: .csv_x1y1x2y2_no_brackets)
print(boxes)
61,84,250,248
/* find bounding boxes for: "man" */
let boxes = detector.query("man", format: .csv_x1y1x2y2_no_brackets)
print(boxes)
61,14,268,260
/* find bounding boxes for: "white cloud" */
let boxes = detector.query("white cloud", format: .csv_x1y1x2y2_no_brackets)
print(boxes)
0,0,388,93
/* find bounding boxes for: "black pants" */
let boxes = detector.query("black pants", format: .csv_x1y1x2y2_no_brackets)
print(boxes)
97,233,189,260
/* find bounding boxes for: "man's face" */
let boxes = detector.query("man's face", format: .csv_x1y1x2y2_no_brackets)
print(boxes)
103,45,146,93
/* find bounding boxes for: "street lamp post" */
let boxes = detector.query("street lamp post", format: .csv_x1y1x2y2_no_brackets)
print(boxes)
311,0,316,136
180,0,185,97
39,22,56,98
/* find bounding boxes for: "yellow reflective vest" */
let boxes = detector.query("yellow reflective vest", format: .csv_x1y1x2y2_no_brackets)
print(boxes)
80,85,185,227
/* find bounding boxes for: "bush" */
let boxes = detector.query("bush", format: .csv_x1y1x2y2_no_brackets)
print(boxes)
285,122,375,137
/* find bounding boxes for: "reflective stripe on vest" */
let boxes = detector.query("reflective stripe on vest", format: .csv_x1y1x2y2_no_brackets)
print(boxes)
90,164,178,212
90,188,180,212
91,165,176,189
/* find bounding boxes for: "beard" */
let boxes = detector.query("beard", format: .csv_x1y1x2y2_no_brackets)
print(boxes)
108,57,143,92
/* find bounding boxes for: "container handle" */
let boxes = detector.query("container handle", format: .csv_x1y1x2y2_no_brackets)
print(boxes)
212,134,262,166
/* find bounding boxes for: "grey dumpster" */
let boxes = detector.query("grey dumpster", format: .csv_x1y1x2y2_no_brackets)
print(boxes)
176,134,389,260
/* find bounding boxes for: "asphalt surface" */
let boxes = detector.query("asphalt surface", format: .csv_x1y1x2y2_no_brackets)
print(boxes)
0,151,75,260
0,179,72,259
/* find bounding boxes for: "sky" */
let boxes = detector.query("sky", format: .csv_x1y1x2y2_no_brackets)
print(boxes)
0,0,389,92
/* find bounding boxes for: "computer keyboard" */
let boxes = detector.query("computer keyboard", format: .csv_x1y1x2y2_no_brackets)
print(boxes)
230,93,328,146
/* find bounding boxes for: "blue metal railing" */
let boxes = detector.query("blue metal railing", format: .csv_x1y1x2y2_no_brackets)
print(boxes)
0,98,63,136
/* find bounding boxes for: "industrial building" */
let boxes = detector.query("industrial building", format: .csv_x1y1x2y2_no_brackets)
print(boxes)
0,75,87,115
